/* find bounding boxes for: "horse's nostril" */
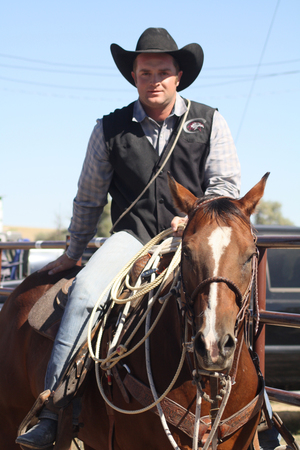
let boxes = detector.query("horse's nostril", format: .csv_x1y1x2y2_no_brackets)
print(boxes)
221,334,236,356
194,333,206,357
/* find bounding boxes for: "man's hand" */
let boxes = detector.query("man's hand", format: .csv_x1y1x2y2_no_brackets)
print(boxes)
39,253,78,276
171,216,188,237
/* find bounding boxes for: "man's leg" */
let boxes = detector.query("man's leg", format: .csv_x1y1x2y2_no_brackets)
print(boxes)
44,231,143,392
16,231,143,448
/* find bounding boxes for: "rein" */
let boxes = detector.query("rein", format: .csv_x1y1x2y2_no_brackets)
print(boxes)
88,214,261,449
178,197,260,449
180,194,260,334
89,229,187,417
180,251,258,450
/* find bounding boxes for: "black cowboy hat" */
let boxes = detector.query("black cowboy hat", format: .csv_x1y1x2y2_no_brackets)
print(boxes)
110,28,204,91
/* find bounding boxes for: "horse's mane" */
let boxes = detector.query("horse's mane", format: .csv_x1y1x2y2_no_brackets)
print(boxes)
192,195,250,228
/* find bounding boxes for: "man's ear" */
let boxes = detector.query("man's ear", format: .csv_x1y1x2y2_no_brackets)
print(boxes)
176,70,183,88
131,71,137,86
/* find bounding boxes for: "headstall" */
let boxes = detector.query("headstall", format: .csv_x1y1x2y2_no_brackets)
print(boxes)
180,196,260,333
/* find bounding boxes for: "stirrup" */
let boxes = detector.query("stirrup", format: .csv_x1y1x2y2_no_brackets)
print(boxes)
17,390,52,439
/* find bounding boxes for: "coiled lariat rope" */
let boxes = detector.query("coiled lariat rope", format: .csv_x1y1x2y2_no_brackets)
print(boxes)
87,228,189,415
86,227,235,449
87,228,180,364
145,262,182,450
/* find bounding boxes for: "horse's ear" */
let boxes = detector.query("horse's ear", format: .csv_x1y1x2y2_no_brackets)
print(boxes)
168,173,197,215
238,172,270,218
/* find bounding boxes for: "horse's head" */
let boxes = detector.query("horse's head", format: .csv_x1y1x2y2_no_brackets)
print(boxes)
168,173,269,373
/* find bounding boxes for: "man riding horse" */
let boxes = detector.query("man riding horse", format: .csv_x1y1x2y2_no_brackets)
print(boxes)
16,27,281,450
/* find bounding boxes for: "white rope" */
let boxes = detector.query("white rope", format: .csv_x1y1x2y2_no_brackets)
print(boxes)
145,266,181,450
88,233,182,370
93,321,187,415
87,228,179,362
86,228,188,415
193,388,202,450
105,267,145,363
97,240,181,372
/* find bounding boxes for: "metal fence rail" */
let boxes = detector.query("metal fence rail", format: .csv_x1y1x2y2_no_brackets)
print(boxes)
1,234,300,408
254,234,300,407
0,237,107,293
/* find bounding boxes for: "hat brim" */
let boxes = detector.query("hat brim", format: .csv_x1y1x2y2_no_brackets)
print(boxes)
110,43,204,91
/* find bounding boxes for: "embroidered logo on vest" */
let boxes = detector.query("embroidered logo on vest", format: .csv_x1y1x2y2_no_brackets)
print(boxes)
184,118,206,133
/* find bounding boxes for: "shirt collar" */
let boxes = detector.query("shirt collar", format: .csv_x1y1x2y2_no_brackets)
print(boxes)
132,92,187,123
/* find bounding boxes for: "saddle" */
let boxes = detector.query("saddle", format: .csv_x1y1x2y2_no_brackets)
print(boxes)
27,255,154,341
28,277,74,341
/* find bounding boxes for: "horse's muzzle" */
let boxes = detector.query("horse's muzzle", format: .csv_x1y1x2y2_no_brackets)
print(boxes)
193,331,236,371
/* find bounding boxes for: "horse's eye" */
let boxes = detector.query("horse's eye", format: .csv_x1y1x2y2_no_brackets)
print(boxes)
182,246,192,261
244,253,256,265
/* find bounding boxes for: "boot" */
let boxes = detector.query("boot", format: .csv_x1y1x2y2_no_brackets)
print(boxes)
15,418,57,449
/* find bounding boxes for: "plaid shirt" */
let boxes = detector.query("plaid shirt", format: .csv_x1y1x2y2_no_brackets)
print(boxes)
67,94,241,259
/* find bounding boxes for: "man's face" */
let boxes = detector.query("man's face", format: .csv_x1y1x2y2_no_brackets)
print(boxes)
131,53,183,115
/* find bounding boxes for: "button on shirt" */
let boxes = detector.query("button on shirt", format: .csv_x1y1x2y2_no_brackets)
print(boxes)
67,93,241,260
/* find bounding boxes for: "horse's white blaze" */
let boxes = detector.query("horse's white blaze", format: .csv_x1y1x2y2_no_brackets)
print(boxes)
203,227,232,362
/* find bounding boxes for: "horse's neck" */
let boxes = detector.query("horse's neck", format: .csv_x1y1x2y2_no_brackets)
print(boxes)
155,295,182,340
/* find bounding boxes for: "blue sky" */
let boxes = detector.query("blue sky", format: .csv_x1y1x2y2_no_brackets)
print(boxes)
1,0,299,230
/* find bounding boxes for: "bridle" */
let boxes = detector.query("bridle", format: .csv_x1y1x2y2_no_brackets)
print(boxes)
182,254,258,331
180,196,260,335
178,201,261,450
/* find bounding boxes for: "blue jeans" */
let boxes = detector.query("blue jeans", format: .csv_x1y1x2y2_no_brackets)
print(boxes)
44,231,143,391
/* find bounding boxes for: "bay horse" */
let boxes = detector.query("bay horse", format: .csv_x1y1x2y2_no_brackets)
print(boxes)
0,173,269,450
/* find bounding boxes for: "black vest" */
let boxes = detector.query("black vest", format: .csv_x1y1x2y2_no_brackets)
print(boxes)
103,99,215,244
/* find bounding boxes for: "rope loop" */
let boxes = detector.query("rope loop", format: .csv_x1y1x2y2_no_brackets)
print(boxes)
86,228,187,416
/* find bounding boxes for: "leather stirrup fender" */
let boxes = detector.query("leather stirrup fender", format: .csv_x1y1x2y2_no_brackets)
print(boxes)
272,412,300,450
53,402,74,450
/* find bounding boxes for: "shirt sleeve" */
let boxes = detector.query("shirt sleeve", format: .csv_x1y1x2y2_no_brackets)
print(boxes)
67,119,113,260
203,110,241,199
